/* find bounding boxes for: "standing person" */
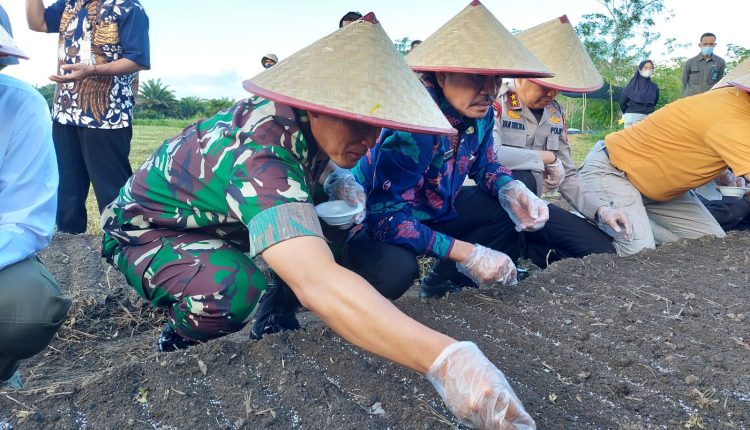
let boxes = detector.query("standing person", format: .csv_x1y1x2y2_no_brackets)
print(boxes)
338,11,362,28
620,60,659,127
0,21,71,391
25,0,150,233
682,32,725,97
577,62,750,255
101,15,535,428
493,15,627,258
261,53,278,69
343,1,555,301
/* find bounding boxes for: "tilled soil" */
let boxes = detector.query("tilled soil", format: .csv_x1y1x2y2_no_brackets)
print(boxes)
1,232,749,429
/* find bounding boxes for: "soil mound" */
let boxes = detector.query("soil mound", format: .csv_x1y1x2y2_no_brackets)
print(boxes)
1,232,749,429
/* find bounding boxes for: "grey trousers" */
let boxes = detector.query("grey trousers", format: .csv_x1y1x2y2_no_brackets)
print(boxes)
0,256,71,380
578,141,725,256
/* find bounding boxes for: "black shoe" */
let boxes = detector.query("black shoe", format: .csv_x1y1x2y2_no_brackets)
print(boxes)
419,271,465,299
516,267,531,282
157,325,198,352
250,276,301,340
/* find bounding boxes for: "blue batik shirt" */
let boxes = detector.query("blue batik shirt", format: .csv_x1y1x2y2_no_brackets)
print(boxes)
352,73,514,260
44,0,150,129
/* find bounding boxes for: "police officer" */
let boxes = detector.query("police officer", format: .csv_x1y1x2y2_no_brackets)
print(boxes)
493,15,632,258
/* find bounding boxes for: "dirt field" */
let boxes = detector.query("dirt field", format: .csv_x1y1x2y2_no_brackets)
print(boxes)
1,232,749,429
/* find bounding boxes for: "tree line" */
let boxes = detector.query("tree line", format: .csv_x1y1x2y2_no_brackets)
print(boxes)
565,0,749,131
34,78,235,121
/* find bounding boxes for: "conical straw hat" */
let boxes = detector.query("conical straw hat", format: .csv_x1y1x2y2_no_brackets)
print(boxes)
0,24,28,60
713,57,750,93
517,15,603,93
243,13,455,135
405,0,552,77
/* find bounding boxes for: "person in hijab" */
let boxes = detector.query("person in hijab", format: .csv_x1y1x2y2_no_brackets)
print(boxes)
619,60,659,128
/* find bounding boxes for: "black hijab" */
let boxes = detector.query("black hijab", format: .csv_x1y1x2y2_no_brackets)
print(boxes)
622,60,659,104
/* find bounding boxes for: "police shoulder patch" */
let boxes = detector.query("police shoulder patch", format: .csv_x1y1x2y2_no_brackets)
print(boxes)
508,92,522,110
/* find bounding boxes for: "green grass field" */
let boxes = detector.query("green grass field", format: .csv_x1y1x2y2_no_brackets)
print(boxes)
83,125,602,233
84,124,186,233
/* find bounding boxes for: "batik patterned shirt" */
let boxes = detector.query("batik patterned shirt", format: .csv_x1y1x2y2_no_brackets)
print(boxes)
44,0,150,129
101,98,329,258
352,73,514,260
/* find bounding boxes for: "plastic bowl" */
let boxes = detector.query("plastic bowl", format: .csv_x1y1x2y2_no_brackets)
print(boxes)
716,186,750,198
315,200,364,226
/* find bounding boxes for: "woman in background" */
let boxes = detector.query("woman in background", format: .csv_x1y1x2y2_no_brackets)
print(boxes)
620,60,660,127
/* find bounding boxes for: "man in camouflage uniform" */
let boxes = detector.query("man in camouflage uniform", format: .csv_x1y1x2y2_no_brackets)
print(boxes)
102,99,331,345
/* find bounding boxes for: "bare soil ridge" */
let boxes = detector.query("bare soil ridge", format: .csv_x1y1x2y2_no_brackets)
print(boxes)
1,232,748,429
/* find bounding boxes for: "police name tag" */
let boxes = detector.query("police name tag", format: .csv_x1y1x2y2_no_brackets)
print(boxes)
443,149,455,160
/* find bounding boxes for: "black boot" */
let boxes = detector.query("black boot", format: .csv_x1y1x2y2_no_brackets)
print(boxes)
419,271,466,299
516,267,531,282
157,324,199,352
250,275,301,340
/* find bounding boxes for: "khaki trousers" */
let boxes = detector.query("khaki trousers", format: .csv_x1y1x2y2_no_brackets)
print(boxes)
0,256,71,380
578,141,725,256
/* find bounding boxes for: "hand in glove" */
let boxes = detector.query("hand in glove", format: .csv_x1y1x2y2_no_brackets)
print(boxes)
498,180,549,232
715,169,746,187
324,168,366,229
542,157,565,194
596,206,633,241
427,342,536,430
456,244,517,287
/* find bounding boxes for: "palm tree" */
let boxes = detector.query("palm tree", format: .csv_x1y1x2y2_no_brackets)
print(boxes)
177,96,205,119
137,78,177,117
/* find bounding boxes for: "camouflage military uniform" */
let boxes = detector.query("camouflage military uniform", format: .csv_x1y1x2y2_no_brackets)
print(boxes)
101,97,329,341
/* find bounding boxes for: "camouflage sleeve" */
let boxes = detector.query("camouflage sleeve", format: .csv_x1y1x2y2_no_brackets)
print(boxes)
227,146,324,257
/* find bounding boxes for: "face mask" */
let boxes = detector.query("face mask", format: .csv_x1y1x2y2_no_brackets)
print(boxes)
701,46,714,56
639,70,653,79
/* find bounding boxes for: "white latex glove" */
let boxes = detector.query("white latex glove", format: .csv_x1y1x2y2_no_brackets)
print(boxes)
596,206,633,241
427,342,536,430
457,244,517,287
498,180,549,232
324,168,366,229
542,157,565,194
715,169,746,187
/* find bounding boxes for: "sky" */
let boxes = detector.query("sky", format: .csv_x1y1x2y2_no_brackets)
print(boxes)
3,0,749,100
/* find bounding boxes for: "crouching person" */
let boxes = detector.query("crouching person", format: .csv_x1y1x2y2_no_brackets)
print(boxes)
344,2,562,301
577,58,750,255
493,16,629,258
101,15,535,428
0,22,71,390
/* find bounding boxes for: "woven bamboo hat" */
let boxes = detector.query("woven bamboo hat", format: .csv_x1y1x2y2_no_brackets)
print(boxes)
517,15,603,93
243,13,455,135
405,0,552,77
0,24,27,60
713,57,750,93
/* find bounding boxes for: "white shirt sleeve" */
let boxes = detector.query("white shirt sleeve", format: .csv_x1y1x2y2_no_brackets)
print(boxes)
0,77,58,270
